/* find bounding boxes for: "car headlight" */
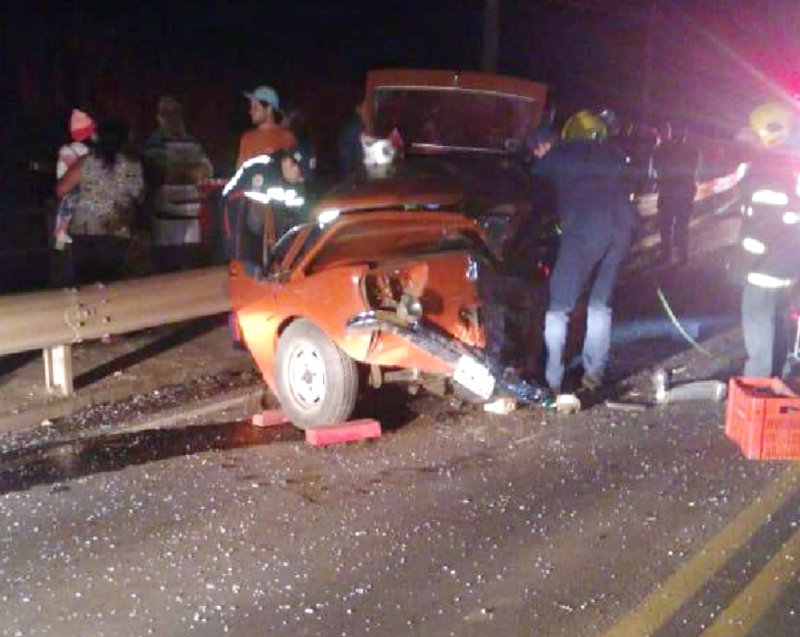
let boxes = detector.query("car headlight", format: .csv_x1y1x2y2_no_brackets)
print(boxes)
742,237,766,255
751,190,788,205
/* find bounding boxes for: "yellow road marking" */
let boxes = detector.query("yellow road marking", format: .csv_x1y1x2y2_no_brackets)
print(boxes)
599,465,800,637
699,524,800,637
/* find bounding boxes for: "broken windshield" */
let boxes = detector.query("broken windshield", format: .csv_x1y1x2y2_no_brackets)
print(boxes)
372,86,539,154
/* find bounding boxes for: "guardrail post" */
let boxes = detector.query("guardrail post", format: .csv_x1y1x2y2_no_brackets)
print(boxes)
44,345,74,396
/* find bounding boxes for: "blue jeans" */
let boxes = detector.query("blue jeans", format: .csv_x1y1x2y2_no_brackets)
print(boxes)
545,305,612,392
544,229,630,391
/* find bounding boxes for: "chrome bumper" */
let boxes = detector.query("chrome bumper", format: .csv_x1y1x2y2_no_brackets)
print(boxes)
345,311,548,404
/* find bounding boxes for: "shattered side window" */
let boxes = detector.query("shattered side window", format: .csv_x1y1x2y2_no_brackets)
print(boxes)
373,87,538,153
271,223,322,271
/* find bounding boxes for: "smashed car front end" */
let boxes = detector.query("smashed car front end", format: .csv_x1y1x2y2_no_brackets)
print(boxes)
338,239,546,404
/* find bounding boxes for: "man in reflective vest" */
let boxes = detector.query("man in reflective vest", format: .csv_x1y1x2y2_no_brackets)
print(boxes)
738,102,800,376
222,145,315,277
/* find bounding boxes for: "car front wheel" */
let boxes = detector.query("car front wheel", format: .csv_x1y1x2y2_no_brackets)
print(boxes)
274,319,359,429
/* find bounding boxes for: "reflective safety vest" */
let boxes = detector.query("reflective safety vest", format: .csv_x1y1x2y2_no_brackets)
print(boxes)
222,154,309,258
223,154,304,208
738,147,800,289
746,271,794,289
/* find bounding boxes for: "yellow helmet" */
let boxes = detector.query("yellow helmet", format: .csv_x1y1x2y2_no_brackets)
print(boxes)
749,102,795,148
562,110,608,141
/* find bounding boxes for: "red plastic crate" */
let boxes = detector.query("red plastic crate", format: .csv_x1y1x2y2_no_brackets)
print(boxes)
725,377,800,459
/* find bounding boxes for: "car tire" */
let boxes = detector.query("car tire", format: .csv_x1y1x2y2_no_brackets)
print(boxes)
274,319,359,430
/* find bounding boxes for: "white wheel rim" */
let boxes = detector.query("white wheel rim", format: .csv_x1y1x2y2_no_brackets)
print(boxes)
287,343,326,408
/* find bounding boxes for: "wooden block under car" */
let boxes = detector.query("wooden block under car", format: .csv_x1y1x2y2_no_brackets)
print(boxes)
251,410,291,428
305,419,382,447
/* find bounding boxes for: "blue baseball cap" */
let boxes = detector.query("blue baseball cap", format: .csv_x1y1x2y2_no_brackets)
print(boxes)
243,85,280,111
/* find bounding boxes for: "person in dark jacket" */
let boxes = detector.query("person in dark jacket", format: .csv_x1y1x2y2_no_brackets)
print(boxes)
653,122,698,265
482,125,558,381
531,114,639,394
338,99,366,176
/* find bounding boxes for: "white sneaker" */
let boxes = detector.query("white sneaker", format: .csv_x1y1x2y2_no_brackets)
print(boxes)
555,393,581,414
483,397,517,414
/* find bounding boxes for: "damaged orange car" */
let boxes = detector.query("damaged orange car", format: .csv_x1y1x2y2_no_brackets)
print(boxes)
227,69,551,429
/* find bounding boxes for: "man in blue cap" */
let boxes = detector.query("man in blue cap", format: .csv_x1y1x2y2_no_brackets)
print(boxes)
237,85,297,168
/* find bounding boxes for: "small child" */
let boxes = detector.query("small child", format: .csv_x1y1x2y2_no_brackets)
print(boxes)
54,109,95,250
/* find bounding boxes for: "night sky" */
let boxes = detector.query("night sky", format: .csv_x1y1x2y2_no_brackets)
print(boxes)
4,0,800,175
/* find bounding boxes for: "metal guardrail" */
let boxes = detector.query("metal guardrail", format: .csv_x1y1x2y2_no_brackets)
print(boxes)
0,266,231,394
0,166,745,398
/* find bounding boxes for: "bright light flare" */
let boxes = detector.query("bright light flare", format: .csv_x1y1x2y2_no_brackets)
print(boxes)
317,209,340,225
783,212,800,225
742,237,766,254
747,272,792,288
751,190,789,205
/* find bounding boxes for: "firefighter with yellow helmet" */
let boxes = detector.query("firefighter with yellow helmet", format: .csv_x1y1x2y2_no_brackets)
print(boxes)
748,102,795,148
736,101,800,377
561,110,608,142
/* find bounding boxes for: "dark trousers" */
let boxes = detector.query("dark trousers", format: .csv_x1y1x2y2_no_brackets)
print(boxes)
153,244,207,274
548,229,631,313
658,190,694,263
66,236,130,286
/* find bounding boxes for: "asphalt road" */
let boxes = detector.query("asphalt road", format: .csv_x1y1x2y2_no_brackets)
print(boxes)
3,204,800,637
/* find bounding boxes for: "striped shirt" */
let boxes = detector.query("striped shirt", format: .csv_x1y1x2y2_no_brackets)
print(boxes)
143,132,212,246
